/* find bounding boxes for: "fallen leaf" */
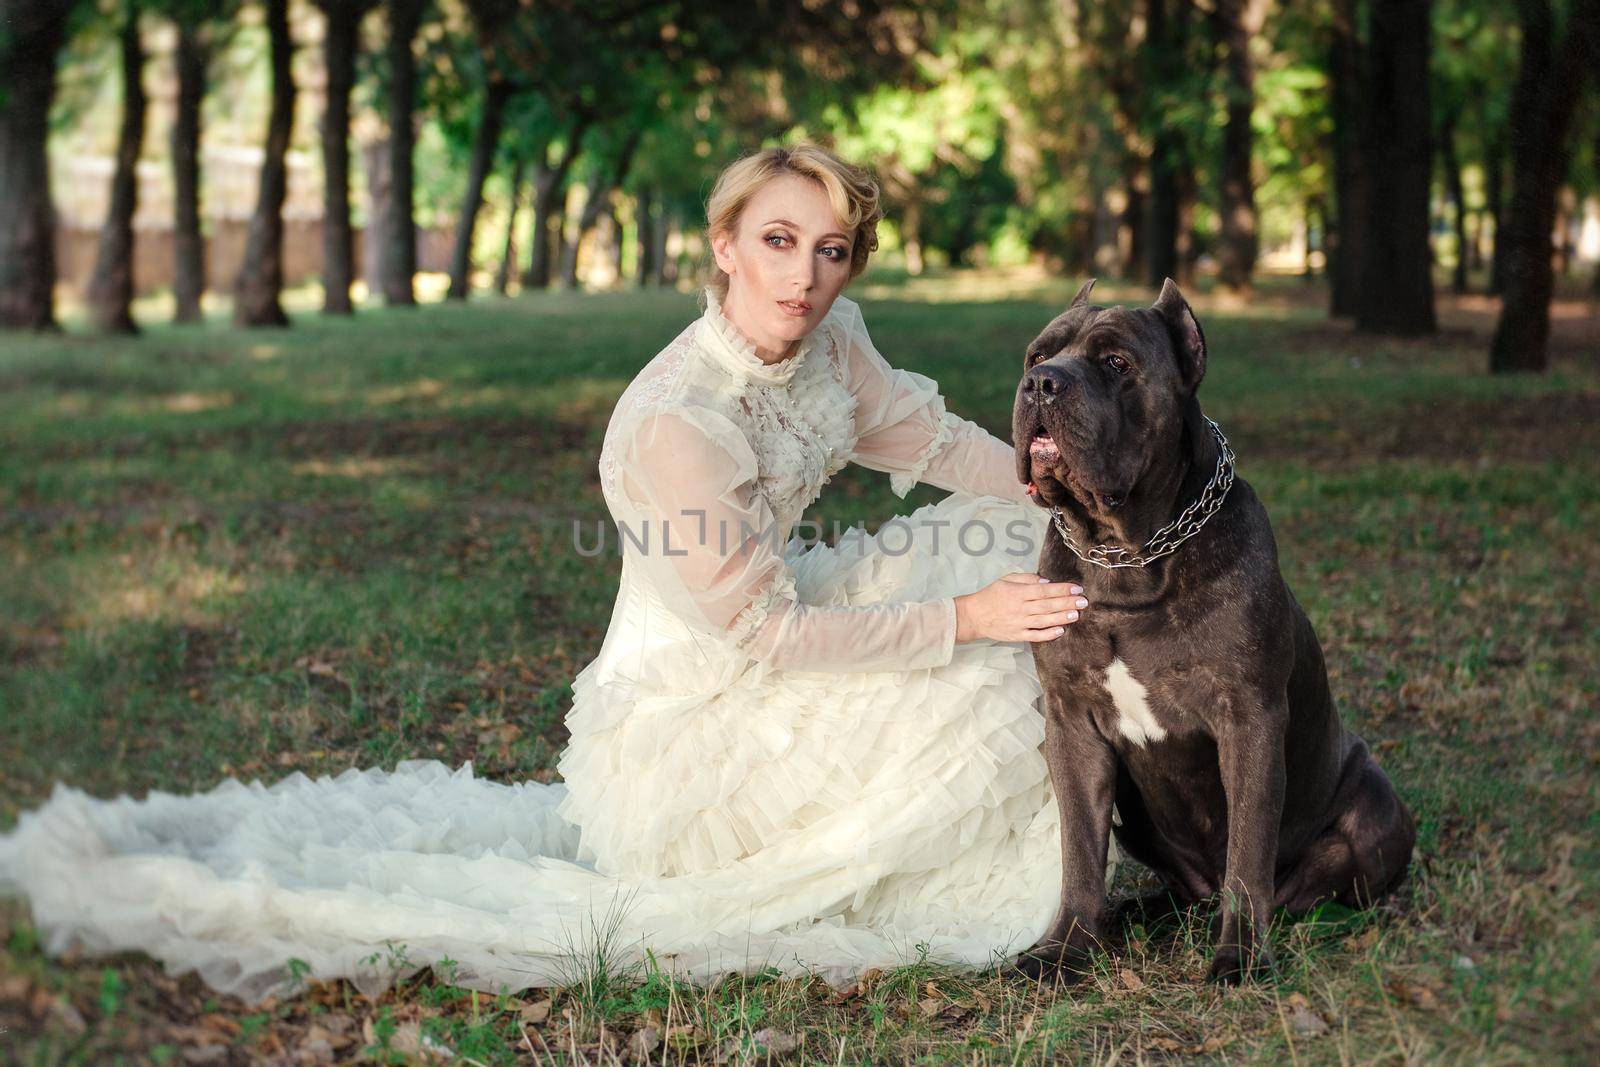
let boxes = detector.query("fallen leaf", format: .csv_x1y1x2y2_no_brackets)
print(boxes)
749,1028,800,1054
918,996,943,1018
1389,979,1441,1011
519,998,552,1024
1118,968,1145,991
1285,992,1331,1036
629,1025,662,1057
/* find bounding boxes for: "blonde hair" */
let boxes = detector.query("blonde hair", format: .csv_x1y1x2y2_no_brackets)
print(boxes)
704,143,883,300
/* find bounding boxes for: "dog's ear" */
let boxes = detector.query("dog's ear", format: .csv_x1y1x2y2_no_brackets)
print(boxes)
1152,277,1206,392
1068,278,1097,310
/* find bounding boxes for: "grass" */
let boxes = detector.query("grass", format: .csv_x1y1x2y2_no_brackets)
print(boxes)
0,268,1596,1063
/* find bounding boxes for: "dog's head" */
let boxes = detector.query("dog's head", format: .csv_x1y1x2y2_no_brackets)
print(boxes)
1013,277,1207,513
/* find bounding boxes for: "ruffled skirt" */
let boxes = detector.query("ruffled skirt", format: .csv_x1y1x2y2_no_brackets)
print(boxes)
0,493,1108,1002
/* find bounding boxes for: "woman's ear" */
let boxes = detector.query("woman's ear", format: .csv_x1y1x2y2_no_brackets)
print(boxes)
710,230,736,276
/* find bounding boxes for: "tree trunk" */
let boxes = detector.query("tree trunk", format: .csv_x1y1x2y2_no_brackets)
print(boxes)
88,9,147,334
634,185,655,287
319,0,366,315
1489,0,1595,373
1212,0,1268,293
1121,163,1146,281
495,154,525,295
0,1,73,330
902,198,925,275
382,0,422,306
559,129,637,289
1356,0,1435,335
171,20,206,324
523,115,590,288
361,136,389,295
446,78,512,301
1328,0,1369,315
1485,136,1506,293
652,209,672,287
1440,110,1469,294
234,0,295,327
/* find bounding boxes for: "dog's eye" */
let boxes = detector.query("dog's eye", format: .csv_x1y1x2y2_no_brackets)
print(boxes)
1105,353,1131,375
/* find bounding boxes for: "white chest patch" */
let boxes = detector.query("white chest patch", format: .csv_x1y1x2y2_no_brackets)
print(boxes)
1104,657,1167,748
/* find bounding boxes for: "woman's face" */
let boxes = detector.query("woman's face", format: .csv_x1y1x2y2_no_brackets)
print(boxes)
710,173,855,360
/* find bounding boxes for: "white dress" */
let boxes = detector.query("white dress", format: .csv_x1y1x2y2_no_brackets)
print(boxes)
0,289,1109,1002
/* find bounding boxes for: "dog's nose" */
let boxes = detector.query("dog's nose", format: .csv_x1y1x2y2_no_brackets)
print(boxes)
1023,364,1073,403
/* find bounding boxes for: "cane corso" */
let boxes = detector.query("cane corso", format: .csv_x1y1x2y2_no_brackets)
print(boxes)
1011,278,1415,983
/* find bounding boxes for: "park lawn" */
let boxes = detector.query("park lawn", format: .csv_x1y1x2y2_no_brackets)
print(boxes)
0,272,1595,1064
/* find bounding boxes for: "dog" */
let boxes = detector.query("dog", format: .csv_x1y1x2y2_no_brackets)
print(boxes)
1010,278,1415,983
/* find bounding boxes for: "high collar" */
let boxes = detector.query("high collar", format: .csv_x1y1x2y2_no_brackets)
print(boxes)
696,286,823,389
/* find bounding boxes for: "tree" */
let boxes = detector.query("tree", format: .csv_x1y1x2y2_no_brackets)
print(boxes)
1489,0,1598,372
1211,0,1271,293
232,0,295,326
1326,0,1369,315
0,0,81,330
315,0,377,315
169,4,212,323
1356,0,1435,335
87,2,147,334
380,0,424,306
558,127,640,288
1144,0,1202,286
445,0,519,301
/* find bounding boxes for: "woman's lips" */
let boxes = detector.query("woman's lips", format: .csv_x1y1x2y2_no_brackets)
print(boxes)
777,299,812,317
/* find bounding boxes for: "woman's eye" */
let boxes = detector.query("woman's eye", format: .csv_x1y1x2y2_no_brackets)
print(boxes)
820,246,846,261
1106,354,1130,375
764,233,790,248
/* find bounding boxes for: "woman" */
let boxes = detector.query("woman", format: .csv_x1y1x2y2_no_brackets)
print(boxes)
0,144,1102,1002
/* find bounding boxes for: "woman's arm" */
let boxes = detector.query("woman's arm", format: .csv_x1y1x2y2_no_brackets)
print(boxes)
615,406,959,673
834,296,1031,505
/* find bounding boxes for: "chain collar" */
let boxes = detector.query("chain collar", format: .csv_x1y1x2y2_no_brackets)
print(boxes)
1048,417,1236,569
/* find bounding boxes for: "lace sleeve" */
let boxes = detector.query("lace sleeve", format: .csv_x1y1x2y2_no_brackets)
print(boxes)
613,404,958,673
835,297,1031,504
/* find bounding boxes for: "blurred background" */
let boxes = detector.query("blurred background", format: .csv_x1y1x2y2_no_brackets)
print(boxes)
3,0,1596,370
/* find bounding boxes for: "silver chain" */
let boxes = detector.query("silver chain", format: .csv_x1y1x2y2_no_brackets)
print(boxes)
1048,417,1236,569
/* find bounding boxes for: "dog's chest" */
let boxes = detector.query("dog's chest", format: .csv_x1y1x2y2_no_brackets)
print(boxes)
1100,657,1167,747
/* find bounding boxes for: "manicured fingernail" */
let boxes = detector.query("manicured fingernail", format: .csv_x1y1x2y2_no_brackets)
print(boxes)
1076,597,1088,609
1067,610,1079,622
1039,577,1050,583
1056,627,1066,635
1070,585,1083,594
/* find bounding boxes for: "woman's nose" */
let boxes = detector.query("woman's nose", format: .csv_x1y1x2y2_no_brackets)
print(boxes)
790,254,815,290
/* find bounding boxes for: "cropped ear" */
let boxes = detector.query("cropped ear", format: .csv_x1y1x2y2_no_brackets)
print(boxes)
1152,277,1206,392
1069,278,1097,309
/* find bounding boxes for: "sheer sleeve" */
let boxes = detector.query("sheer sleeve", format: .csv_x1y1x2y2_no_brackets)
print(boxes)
835,297,1031,505
614,405,958,674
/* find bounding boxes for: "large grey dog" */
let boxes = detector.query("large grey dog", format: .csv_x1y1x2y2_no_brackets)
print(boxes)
1011,278,1415,983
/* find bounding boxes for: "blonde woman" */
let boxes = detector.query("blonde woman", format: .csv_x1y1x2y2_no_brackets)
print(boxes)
0,144,1105,1000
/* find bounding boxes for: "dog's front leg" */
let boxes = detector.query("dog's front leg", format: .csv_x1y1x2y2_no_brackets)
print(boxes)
1014,695,1117,982
1209,701,1287,983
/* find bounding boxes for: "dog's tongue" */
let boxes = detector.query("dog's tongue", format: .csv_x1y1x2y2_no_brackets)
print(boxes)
1026,480,1038,496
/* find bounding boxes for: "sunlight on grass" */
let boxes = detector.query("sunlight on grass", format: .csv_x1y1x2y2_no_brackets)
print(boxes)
71,555,248,628
366,378,449,405
292,456,427,479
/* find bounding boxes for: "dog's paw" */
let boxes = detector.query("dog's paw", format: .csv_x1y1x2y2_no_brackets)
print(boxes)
1010,941,1097,984
1009,947,1066,983
1205,944,1275,985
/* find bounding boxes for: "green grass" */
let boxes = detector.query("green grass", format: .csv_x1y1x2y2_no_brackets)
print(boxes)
1,270,1596,1063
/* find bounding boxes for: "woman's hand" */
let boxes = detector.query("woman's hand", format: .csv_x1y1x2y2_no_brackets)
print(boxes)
953,573,1088,644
